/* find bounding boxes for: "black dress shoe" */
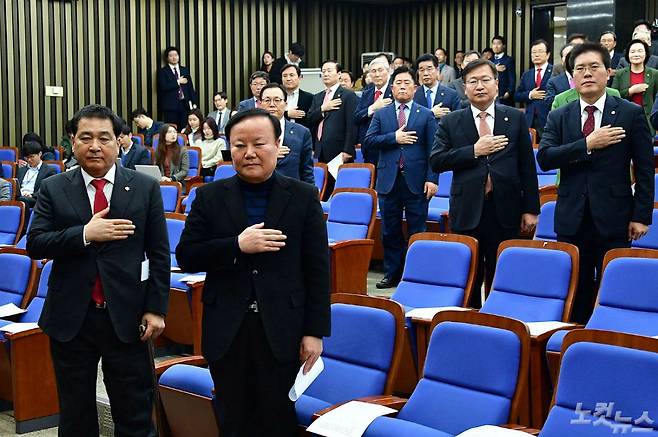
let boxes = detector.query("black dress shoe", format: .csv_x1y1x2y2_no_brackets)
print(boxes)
376,276,400,289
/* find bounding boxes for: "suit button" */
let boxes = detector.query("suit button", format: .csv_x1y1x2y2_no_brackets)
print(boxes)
252,269,258,275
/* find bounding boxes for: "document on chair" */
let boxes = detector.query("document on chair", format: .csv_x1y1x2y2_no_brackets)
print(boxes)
405,306,470,321
0,322,39,334
170,266,181,272
180,274,207,284
327,154,343,179
289,357,324,401
525,321,574,337
0,303,27,318
456,425,534,436
306,400,397,437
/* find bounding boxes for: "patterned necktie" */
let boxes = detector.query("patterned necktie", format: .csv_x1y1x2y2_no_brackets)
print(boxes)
582,106,597,137
425,88,433,108
535,67,542,88
174,67,184,100
398,104,407,170
317,88,332,141
90,179,108,306
478,112,494,195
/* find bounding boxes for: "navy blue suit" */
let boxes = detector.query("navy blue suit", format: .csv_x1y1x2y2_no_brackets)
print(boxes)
364,101,437,279
514,64,553,134
157,65,197,128
354,84,393,165
546,72,571,107
412,84,461,122
120,143,151,170
276,121,315,185
492,54,516,106
236,98,257,113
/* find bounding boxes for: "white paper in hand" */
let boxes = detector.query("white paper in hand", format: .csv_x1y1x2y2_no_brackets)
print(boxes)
0,303,27,318
455,425,534,436
306,400,396,437
289,356,324,401
327,154,343,179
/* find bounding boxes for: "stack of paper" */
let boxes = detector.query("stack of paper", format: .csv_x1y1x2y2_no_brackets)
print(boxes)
456,425,534,436
405,306,470,321
0,323,40,334
306,400,397,437
0,303,27,318
525,321,574,337
180,274,206,284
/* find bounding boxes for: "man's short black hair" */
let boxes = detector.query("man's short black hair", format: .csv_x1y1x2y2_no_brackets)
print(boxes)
567,33,588,44
249,71,270,84
22,132,44,149
492,35,506,45
341,70,355,84
569,41,611,71
624,39,651,66
290,42,305,57
390,66,417,84
564,52,574,75
280,63,301,77
213,91,228,100
119,122,132,136
260,83,288,101
70,105,123,137
163,46,179,62
482,47,494,56
531,39,551,54
464,50,481,58
393,56,405,62
415,53,439,68
224,109,281,145
321,60,343,73
131,107,150,120
600,30,617,41
434,47,448,57
461,58,498,81
22,141,42,157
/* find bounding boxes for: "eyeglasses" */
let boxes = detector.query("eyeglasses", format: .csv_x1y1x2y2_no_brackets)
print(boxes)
418,66,436,73
261,97,284,105
465,76,495,86
573,63,603,74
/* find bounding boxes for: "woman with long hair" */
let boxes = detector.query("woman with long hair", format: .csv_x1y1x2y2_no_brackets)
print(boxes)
198,118,226,177
260,50,275,73
156,123,189,182
180,108,205,147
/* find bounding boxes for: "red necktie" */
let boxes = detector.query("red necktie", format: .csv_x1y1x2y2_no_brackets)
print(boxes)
374,89,382,102
398,104,407,170
478,112,494,195
535,67,542,88
582,106,597,137
91,179,108,306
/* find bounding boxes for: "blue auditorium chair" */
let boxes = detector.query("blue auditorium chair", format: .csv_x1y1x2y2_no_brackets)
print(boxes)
535,200,557,241
132,133,145,147
354,147,364,163
0,248,37,307
0,260,51,332
534,149,557,187
427,171,452,232
179,183,203,214
326,188,377,294
0,147,18,162
1,178,17,201
633,208,658,250
159,181,182,213
328,311,530,436
546,249,658,369
0,200,25,245
15,210,34,250
186,146,203,185
321,163,374,213
314,162,328,199
2,161,16,178
540,330,658,436
213,163,237,181
480,239,578,323
43,160,64,174
655,174,658,202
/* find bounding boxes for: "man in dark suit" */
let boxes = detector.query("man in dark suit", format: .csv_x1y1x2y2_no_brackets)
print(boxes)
431,58,540,307
600,31,623,78
17,141,57,210
269,42,305,86
236,71,269,113
118,123,151,170
26,104,170,436
176,109,329,436
355,56,393,166
538,42,654,323
364,66,438,288
157,46,197,128
546,44,575,107
413,53,461,123
131,107,164,148
260,83,315,184
307,60,359,164
514,39,553,138
280,64,314,128
491,35,516,106
207,91,232,134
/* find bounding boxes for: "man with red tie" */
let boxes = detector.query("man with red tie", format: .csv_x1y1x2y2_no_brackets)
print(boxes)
27,105,170,436
157,46,197,128
514,39,553,138
431,58,539,307
538,42,654,323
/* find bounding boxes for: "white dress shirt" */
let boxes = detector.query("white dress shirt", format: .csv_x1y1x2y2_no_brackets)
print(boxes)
471,102,496,136
81,165,116,245
278,116,286,145
287,89,300,111
21,162,42,195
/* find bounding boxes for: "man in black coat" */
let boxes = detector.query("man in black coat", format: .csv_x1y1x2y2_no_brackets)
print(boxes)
431,58,540,307
269,42,306,86
538,42,654,323
176,109,330,436
27,105,170,436
16,141,57,209
280,63,314,128
118,123,151,170
307,60,359,164
157,46,197,128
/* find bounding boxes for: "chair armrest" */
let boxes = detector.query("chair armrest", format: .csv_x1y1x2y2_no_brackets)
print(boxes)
185,175,203,186
329,239,374,294
312,395,408,421
441,212,451,233
4,327,43,340
154,355,207,376
531,323,583,342
329,239,374,250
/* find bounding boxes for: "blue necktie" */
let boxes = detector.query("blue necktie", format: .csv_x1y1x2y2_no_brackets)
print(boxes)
425,89,433,108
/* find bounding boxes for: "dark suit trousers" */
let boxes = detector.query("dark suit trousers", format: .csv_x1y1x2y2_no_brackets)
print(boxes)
379,172,429,279
208,312,298,437
462,195,519,308
558,206,630,324
163,99,189,130
49,307,154,437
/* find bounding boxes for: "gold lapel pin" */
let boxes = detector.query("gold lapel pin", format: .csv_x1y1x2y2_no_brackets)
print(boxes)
125,186,130,191
504,117,509,121
611,110,616,115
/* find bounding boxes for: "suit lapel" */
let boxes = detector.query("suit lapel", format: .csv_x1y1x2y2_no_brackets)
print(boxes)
490,105,512,162
34,164,51,191
223,177,248,231
405,102,420,129
600,94,620,128
63,168,93,224
541,65,553,88
109,166,136,219
565,101,583,141
264,175,291,228
461,107,480,147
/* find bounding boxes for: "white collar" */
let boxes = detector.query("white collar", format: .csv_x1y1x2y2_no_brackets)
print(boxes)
580,93,607,114
395,100,412,111
169,64,180,70
423,82,439,95
122,141,134,154
535,62,549,72
28,162,42,171
375,83,388,94
494,53,504,59
326,82,340,93
285,53,300,65
287,88,299,96
470,102,496,120
566,71,573,81
81,164,117,187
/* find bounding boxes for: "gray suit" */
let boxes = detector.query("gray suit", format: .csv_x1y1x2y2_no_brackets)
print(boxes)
448,78,469,108
207,108,231,133
438,64,456,85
